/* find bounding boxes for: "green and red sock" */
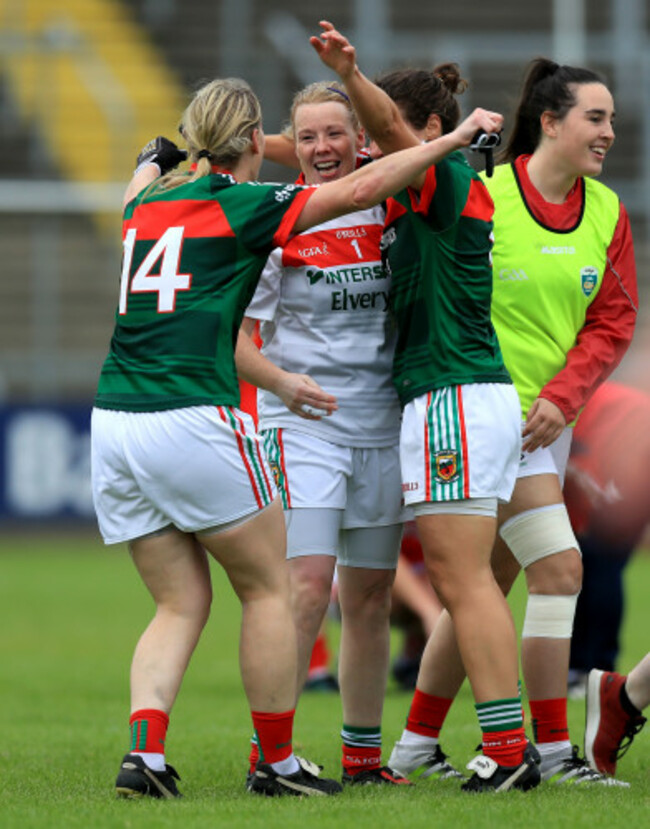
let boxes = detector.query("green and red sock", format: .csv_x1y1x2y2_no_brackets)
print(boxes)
129,708,169,754
341,725,382,777
251,710,294,765
476,697,527,767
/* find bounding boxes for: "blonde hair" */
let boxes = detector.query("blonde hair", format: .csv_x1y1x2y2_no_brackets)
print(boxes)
162,78,262,189
282,80,361,141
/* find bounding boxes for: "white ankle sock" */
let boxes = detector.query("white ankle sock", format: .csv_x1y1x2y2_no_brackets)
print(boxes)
271,754,300,775
399,730,439,747
133,751,166,772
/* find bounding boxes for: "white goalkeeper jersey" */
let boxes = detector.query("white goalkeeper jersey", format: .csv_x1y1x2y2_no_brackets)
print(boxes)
246,205,400,447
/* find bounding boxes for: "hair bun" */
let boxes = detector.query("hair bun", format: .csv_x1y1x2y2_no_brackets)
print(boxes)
433,62,468,95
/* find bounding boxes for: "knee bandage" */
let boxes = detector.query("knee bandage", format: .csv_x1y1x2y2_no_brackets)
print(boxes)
499,504,579,569
521,593,578,638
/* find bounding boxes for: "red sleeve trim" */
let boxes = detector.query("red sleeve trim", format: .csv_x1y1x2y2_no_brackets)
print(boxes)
272,187,316,248
461,178,494,222
406,166,437,214
384,197,408,225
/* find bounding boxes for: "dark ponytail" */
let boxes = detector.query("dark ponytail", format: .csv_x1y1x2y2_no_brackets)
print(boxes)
500,57,605,162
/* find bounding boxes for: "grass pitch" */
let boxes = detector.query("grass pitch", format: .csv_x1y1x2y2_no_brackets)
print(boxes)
1,531,648,828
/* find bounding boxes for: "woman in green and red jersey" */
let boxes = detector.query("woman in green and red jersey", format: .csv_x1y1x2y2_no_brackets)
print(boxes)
90,75,502,799
315,35,639,785
389,59,637,788
313,22,541,793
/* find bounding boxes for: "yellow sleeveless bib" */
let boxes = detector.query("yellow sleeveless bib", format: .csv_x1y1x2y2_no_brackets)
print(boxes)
484,164,619,418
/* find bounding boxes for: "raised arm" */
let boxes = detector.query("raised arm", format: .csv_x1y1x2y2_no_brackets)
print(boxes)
293,105,502,233
310,21,420,163
122,136,187,207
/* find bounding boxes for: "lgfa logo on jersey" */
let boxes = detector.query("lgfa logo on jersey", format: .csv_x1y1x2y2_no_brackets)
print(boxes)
435,450,459,483
580,266,598,297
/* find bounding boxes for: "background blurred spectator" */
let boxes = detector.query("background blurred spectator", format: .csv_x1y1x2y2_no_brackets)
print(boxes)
564,381,650,696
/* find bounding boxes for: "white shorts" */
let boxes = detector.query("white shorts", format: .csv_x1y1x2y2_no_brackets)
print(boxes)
262,428,405,528
91,406,277,545
400,383,521,507
517,426,573,486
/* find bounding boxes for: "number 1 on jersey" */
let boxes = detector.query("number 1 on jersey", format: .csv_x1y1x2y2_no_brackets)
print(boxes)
119,226,192,314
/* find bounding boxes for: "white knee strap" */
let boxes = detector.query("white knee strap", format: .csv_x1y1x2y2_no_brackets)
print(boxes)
499,504,579,569
521,593,578,638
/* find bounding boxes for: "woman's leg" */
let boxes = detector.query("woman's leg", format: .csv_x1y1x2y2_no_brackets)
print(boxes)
497,474,586,779
115,528,212,797
198,499,296,714
199,500,342,796
130,528,212,714
415,513,519,702
288,553,337,696
414,511,536,793
337,564,395,727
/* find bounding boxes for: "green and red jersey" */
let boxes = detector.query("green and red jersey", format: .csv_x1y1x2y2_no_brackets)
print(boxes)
95,173,312,412
382,151,511,407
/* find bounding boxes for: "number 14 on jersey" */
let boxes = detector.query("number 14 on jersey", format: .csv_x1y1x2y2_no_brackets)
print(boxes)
119,226,192,314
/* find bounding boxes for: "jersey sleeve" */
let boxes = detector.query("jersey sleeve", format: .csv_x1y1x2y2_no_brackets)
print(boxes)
539,202,639,422
405,157,469,231
245,248,283,322
236,182,315,254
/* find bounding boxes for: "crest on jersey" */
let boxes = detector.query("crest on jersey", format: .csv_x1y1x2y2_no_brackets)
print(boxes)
269,460,281,487
434,450,459,483
580,266,598,297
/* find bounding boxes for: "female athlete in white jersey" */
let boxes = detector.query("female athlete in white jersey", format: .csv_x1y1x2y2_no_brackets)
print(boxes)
236,81,410,785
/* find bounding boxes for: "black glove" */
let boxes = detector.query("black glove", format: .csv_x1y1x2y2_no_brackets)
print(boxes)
469,130,501,177
135,136,187,175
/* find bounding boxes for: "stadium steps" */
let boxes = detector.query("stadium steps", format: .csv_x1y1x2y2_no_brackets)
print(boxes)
0,0,187,232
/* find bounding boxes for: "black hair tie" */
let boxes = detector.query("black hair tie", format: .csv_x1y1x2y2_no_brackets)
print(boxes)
197,149,212,160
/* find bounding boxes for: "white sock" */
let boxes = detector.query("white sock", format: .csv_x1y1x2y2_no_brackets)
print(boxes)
536,740,572,760
270,754,300,775
399,730,439,748
132,751,166,772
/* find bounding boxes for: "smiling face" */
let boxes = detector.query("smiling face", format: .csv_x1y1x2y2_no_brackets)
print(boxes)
548,82,615,178
293,101,364,184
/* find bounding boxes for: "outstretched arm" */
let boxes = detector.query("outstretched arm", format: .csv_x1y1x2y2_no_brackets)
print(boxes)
293,104,502,232
123,166,159,208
